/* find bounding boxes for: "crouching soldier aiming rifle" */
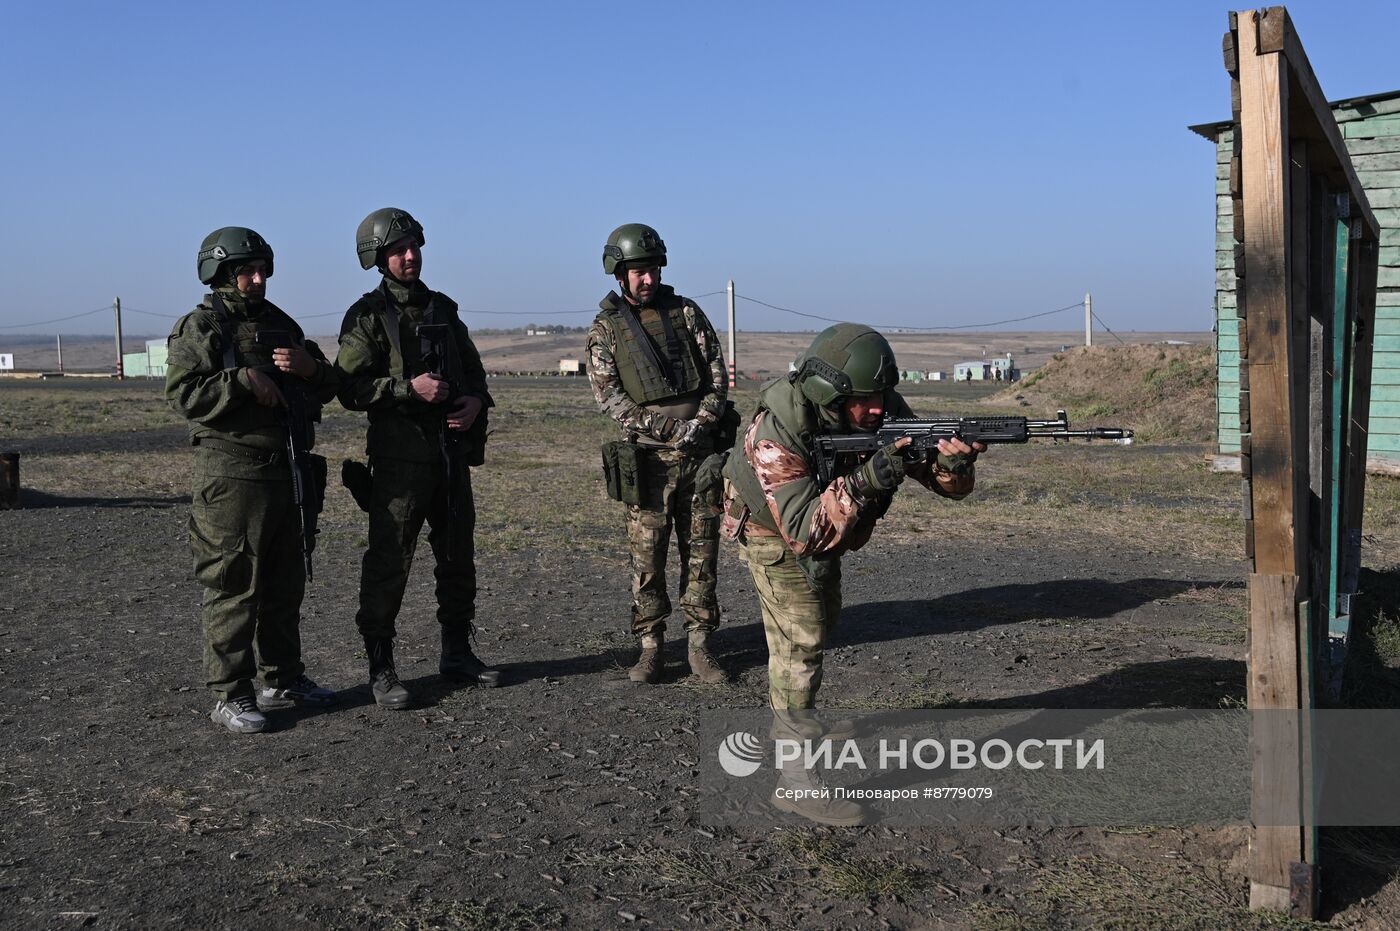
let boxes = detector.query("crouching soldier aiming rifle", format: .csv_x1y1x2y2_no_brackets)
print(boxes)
721,323,988,825
166,227,338,735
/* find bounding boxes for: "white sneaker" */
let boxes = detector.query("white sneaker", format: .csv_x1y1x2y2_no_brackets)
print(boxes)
211,695,269,734
257,674,335,710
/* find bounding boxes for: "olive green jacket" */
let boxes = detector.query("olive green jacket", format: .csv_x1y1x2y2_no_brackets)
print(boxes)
165,290,337,479
334,278,493,463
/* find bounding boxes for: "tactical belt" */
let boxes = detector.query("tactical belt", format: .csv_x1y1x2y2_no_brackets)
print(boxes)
193,436,288,466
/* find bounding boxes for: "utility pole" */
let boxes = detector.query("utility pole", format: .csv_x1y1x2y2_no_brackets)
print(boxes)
1085,292,1093,348
727,279,737,389
114,296,124,379
56,334,64,374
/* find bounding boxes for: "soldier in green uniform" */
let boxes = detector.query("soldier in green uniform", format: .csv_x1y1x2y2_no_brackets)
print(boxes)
335,208,499,710
586,223,729,684
166,226,338,734
722,323,986,823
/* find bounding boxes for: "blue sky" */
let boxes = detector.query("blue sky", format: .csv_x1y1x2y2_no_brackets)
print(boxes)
1,1,1397,335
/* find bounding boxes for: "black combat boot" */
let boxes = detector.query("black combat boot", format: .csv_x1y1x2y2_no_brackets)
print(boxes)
439,625,501,687
366,637,411,710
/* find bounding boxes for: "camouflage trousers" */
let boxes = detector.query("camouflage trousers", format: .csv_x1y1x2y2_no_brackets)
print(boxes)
625,447,721,637
355,456,477,640
188,450,306,701
739,535,843,710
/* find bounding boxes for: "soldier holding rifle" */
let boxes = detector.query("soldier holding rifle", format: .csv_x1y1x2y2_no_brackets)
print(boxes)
335,208,499,710
166,226,338,735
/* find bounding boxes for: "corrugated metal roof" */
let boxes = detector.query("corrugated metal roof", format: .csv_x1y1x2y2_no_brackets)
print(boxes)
1188,87,1400,140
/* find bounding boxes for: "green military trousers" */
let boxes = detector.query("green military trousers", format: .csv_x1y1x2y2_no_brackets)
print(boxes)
738,535,843,710
355,455,476,640
626,447,720,637
188,449,306,701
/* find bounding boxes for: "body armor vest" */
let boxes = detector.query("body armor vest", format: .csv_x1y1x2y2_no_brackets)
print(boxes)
597,291,708,405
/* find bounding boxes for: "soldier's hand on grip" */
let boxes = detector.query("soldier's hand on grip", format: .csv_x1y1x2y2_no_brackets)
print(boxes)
246,368,286,408
850,440,907,501
670,417,704,452
410,373,451,404
273,346,317,380
446,395,482,431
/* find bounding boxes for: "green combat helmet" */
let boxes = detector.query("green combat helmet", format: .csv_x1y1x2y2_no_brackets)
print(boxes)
602,223,667,275
794,323,899,407
197,227,274,285
356,208,426,271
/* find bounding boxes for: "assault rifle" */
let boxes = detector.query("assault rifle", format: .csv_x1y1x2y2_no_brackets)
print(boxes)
810,410,1134,488
416,322,465,561
254,329,324,581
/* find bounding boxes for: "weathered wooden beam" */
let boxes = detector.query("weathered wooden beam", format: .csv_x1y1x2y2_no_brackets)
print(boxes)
1240,20,1300,575
1254,6,1380,239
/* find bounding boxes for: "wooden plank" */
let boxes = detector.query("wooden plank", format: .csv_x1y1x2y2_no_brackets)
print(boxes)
1371,207,1400,228
1239,15,1300,575
1220,248,1237,271
1379,246,1400,265
1220,290,1239,311
1364,189,1400,210
1371,352,1400,370
1248,572,1305,907
1332,97,1400,123
1383,230,1400,246
1366,416,1400,434
1366,313,1400,336
1344,114,1400,139
1219,268,1239,290
1369,384,1400,402
1376,289,1400,306
1377,267,1400,288
1344,136,1400,156
1366,400,1400,418
1350,152,1400,172
1372,336,1400,352
1219,331,1242,353
1371,434,1400,452
1355,170,1400,190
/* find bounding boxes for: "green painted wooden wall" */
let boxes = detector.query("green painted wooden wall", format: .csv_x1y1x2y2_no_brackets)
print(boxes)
1212,96,1400,463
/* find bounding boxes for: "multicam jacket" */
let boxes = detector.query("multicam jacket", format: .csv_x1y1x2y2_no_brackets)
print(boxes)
586,286,727,447
723,376,975,558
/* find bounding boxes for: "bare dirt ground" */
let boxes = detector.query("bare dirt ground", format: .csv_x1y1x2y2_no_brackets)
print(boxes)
1,354,1398,930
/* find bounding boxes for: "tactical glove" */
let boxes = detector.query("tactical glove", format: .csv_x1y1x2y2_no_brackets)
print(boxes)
934,449,978,474
670,418,706,452
849,443,905,501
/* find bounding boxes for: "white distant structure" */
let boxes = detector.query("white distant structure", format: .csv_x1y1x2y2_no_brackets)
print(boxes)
0,353,13,371
559,359,583,375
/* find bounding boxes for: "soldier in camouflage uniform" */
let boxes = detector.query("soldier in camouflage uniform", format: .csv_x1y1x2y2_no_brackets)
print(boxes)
335,208,499,710
166,226,338,734
586,223,729,684
722,323,986,823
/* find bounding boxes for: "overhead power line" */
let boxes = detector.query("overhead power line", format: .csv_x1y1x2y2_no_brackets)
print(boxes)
0,305,113,330
736,295,1089,332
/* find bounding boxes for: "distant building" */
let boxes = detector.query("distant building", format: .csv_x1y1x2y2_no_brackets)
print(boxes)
120,338,170,378
899,369,924,382
1192,88,1400,467
953,355,1018,383
0,353,12,371
929,371,946,381
559,358,583,375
